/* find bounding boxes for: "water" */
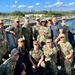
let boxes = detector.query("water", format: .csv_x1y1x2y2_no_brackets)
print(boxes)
59,19,74,28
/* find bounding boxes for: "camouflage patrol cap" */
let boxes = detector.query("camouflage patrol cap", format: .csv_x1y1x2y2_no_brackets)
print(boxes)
14,17,20,22
25,17,29,21
59,34,66,38
62,16,66,20
36,17,40,20
33,41,38,45
18,38,24,42
11,48,19,56
47,17,51,20
0,19,3,23
46,39,52,43
41,19,46,22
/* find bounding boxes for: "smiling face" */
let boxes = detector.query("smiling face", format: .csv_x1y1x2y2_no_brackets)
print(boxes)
14,21,20,27
25,19,30,25
46,42,53,48
52,16,58,25
60,36,66,43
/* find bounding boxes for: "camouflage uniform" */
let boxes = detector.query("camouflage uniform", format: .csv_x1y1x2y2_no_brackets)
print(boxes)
29,48,45,67
5,25,22,48
22,24,33,51
58,41,74,75
33,24,41,40
47,23,52,28
61,23,69,40
0,58,16,75
37,26,51,47
0,29,7,63
42,44,57,75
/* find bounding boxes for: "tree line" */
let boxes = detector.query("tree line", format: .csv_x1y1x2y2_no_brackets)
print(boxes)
0,10,75,17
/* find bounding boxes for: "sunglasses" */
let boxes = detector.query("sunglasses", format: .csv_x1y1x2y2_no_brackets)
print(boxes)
62,19,66,20
48,20,51,21
37,19,40,21
16,21,20,23
0,23,3,24
34,44,38,45
60,37,65,38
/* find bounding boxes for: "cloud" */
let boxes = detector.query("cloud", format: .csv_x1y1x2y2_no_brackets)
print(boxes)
47,1,63,8
45,2,50,4
18,5,27,8
53,2,63,7
28,5,34,9
68,2,75,6
35,3,40,6
15,1,18,4
10,5,16,8
63,2,75,7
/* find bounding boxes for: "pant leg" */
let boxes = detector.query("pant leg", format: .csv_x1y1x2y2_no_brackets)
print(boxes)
64,61,72,75
50,61,58,75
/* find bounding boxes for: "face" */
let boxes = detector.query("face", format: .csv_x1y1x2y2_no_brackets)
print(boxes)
25,19,30,25
62,19,66,23
48,19,52,24
42,21,46,26
34,44,39,49
52,17,57,25
46,42,52,48
0,23,3,29
36,19,40,24
14,21,20,27
18,41,24,48
60,36,66,43
11,53,19,62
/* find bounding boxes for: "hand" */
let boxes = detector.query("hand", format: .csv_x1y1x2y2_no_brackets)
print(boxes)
22,63,26,70
21,70,26,75
4,38,7,43
33,37,35,41
74,31,75,34
54,39,58,43
45,58,48,62
13,32,17,37
64,59,68,63
42,32,45,35
32,64,37,69
37,63,40,68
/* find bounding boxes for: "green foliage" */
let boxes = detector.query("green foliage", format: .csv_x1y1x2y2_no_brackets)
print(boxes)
0,10,75,17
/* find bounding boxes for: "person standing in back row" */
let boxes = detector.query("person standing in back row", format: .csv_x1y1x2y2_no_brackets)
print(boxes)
0,19,7,64
32,17,41,41
5,17,22,50
22,17,33,52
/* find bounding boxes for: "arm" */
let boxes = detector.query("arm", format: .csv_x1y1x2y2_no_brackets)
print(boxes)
29,57,37,68
44,27,52,38
37,56,44,67
5,26,14,34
